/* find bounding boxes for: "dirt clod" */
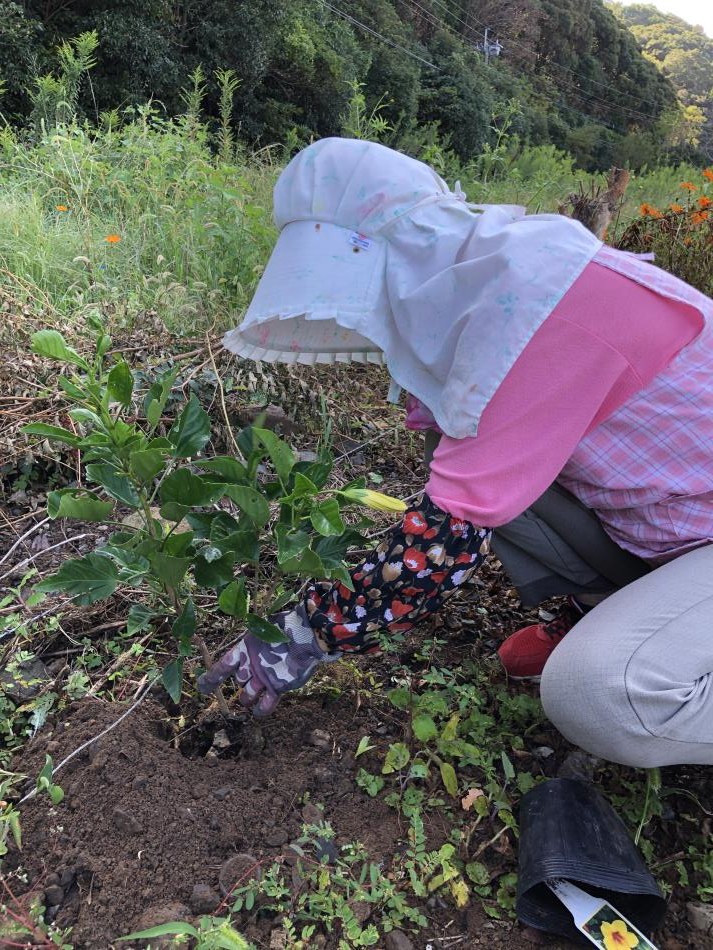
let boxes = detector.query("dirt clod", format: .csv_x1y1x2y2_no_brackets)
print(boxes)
112,806,142,835
308,728,332,750
189,883,220,914
687,901,713,934
219,853,261,897
384,930,415,950
43,884,64,906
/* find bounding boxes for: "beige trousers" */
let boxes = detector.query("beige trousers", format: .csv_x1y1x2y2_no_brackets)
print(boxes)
541,543,713,767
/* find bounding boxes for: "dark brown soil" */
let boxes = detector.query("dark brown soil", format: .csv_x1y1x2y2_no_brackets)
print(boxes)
5,688,565,950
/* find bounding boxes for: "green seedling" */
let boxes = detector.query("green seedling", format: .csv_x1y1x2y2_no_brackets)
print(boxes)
23,317,405,701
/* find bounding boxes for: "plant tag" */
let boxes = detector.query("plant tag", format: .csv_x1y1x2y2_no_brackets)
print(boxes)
348,231,371,251
547,879,658,950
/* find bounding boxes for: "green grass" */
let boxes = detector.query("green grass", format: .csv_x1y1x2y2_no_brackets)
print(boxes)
0,109,278,332
0,105,706,335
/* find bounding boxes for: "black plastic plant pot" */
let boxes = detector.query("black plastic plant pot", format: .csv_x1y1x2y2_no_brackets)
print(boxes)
516,778,667,943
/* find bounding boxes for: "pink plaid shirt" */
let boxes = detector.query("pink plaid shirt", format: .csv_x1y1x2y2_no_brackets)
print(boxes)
558,246,713,562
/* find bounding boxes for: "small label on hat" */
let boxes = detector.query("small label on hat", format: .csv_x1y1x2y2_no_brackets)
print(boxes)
349,231,371,251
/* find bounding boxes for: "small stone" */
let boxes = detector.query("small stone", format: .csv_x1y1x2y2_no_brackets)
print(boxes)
533,746,555,760
134,902,191,936
212,729,232,749
351,900,372,924
265,828,289,848
384,931,415,950
189,884,220,915
308,729,331,751
219,853,261,896
301,802,323,825
558,749,601,782
59,869,74,887
688,901,713,933
43,884,64,906
111,807,141,835
45,873,61,887
0,657,50,701
213,787,232,801
132,774,149,791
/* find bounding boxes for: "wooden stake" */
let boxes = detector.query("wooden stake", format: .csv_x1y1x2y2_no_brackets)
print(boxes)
196,635,232,718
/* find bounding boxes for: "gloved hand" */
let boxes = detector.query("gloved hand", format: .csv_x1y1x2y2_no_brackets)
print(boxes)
197,604,340,717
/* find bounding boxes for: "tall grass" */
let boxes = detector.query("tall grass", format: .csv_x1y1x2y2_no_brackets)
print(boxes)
0,92,706,334
0,107,278,332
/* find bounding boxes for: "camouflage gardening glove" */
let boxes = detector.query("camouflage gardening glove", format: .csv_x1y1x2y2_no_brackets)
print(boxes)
196,604,341,717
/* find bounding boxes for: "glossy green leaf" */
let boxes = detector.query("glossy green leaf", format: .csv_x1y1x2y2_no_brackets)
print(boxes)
127,603,157,635
107,360,133,407
218,578,248,618
278,547,324,576
159,502,189,522
276,525,310,565
85,463,140,508
31,329,90,370
58,376,86,400
279,472,319,504
267,585,295,613
150,552,191,588
129,448,164,483
246,613,288,644
47,490,114,522
440,762,459,797
35,553,119,605
501,751,515,781
163,532,195,557
194,456,248,483
194,550,235,589
310,498,345,537
172,597,196,654
254,427,295,483
160,468,224,507
162,658,184,704
223,484,270,526
168,394,211,458
21,422,81,447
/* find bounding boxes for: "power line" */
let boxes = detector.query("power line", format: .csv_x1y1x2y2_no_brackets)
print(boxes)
425,0,661,124
318,0,440,70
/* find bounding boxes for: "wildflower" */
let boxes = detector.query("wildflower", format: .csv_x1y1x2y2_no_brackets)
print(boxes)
639,203,663,218
56,204,69,212
105,234,121,244
691,211,709,225
704,169,713,181
669,203,684,213
698,196,712,209
681,182,697,191
600,918,640,950
340,488,407,512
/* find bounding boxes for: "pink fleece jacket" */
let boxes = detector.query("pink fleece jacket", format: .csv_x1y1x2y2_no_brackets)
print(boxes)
424,260,702,529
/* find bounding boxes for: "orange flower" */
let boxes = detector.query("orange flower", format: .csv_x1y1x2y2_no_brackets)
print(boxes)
691,211,709,225
639,202,663,219
105,234,121,243
704,169,713,181
681,182,697,191
56,204,69,212
698,196,712,209
669,203,684,213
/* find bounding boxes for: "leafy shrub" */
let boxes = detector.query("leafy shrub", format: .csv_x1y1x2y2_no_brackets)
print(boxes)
22,317,404,700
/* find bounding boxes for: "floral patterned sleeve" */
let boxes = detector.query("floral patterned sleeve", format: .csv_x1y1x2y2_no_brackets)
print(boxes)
304,495,492,654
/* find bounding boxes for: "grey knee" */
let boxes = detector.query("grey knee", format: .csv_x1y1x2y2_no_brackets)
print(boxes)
540,635,660,768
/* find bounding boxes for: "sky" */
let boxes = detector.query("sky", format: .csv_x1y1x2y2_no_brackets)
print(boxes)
615,0,713,37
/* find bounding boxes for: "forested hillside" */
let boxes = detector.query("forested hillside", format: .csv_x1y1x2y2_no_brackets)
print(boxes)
0,0,690,169
610,2,713,157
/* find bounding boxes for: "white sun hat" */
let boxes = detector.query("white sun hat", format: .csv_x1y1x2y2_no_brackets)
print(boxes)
223,137,601,438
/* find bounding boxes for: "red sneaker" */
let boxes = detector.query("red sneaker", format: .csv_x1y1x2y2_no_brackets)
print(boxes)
497,599,585,681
